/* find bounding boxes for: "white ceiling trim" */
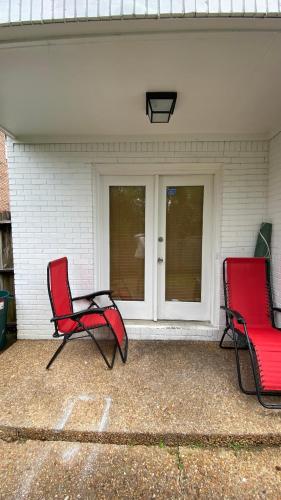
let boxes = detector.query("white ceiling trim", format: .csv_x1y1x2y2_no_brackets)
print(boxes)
0,0,281,27
12,133,271,143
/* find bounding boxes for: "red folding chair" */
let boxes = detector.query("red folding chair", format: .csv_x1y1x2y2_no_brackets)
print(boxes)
46,257,128,370
220,257,281,409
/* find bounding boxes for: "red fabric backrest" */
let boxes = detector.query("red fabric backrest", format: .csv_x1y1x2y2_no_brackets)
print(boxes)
48,257,73,331
225,258,271,329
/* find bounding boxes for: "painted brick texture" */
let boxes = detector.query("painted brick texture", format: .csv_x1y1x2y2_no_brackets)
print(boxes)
6,139,269,339
0,131,9,213
268,133,281,320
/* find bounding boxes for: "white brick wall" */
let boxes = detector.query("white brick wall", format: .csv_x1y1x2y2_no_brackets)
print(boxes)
221,163,268,258
6,138,269,339
268,133,281,320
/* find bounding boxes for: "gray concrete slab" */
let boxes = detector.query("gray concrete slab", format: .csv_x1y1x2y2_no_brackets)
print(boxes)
1,440,180,499
1,440,281,499
179,446,281,499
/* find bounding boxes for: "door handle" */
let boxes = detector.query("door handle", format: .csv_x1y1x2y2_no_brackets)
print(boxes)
158,258,164,263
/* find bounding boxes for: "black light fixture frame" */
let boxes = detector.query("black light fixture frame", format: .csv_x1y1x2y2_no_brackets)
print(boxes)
146,92,177,123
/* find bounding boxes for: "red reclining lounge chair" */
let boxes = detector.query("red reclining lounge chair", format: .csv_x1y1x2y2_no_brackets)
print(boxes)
46,257,128,370
220,257,281,409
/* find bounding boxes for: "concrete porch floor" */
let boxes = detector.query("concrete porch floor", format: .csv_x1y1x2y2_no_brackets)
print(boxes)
2,340,281,498
1,339,281,445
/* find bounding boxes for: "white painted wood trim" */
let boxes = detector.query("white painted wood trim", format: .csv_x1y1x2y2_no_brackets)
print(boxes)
211,168,223,327
96,163,223,176
14,134,270,143
153,174,159,322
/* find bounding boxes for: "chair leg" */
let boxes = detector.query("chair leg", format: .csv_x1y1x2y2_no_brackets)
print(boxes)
104,309,128,365
46,337,67,370
233,334,281,409
86,329,118,369
106,303,128,364
118,333,128,364
219,327,231,348
116,309,129,364
220,327,248,350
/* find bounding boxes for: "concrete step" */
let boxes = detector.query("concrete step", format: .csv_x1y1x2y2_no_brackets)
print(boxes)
1,424,281,448
125,320,219,341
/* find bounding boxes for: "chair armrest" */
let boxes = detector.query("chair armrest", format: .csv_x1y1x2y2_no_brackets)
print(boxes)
72,290,113,301
220,306,246,324
51,308,104,322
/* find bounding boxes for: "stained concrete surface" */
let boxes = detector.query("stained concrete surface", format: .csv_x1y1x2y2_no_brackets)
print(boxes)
2,339,281,498
1,440,281,499
1,340,281,445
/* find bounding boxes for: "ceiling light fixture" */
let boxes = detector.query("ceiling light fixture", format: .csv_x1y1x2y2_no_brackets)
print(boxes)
146,92,177,123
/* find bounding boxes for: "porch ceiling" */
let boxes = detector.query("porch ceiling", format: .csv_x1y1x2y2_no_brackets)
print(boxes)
1,23,281,138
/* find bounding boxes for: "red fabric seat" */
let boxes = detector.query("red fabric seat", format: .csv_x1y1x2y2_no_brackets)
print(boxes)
243,327,281,346
58,313,107,334
226,258,281,393
246,327,281,390
58,309,125,344
104,308,125,345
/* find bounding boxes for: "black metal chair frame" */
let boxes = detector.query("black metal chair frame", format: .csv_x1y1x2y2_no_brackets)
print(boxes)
47,262,128,370
220,258,281,409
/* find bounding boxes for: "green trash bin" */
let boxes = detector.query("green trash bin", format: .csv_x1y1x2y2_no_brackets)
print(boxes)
0,291,9,350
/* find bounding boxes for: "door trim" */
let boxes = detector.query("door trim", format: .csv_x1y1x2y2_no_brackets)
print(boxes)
153,174,159,322
94,163,222,327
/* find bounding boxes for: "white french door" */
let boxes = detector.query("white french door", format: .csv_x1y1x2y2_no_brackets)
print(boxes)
100,176,154,319
100,174,212,321
158,176,212,321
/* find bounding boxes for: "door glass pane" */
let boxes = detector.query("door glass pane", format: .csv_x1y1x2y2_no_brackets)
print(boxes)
110,186,145,301
165,186,204,302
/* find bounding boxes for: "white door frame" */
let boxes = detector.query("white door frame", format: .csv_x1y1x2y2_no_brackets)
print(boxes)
94,163,223,327
158,175,212,321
